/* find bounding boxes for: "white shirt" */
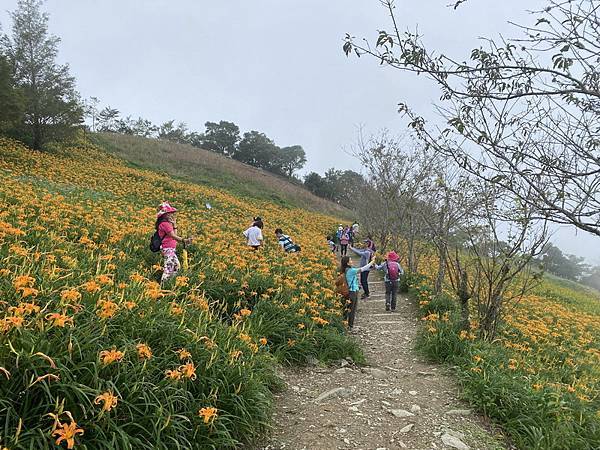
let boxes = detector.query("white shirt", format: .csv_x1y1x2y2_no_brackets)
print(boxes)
243,226,263,246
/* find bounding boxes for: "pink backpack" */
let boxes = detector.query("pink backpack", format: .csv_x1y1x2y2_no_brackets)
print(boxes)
387,261,400,281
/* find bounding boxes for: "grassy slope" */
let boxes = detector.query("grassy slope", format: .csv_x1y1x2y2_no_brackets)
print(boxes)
412,255,600,450
90,132,352,220
0,137,361,449
538,272,600,315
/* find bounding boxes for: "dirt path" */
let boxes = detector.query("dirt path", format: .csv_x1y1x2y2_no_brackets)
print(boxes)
261,280,507,450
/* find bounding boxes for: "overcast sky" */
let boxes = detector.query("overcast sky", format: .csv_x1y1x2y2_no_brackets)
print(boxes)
1,0,598,263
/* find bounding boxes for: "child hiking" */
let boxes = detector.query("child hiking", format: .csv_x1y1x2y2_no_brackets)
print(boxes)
327,235,336,253
339,255,375,331
375,251,404,312
349,240,375,299
153,202,192,284
275,228,300,252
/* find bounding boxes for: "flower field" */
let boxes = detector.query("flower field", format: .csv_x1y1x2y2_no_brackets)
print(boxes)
413,259,600,449
0,137,361,449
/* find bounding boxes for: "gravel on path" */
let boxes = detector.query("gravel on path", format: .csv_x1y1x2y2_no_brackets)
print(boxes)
260,279,508,450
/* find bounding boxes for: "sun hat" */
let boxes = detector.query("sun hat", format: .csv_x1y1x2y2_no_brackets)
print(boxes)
157,202,177,217
387,251,399,261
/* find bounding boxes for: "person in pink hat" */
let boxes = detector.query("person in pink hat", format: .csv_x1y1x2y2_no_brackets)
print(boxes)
374,251,404,312
155,202,192,284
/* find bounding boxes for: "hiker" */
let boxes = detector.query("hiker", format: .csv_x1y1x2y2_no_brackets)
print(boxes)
365,236,377,253
349,241,375,299
352,221,359,236
243,220,263,250
339,255,375,330
375,251,404,312
275,228,300,252
339,226,350,256
348,226,355,246
155,202,192,284
335,226,343,254
327,235,337,253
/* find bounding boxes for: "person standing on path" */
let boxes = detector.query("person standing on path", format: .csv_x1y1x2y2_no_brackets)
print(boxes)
339,227,350,256
365,236,376,253
155,202,192,284
375,251,404,312
349,241,375,299
340,255,375,331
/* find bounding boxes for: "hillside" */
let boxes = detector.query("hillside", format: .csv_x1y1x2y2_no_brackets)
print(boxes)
0,137,360,449
90,132,352,219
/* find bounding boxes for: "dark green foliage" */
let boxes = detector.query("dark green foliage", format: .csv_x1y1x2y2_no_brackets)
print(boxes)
196,121,240,157
537,243,589,282
157,120,189,144
0,55,24,132
234,130,279,169
278,145,307,177
304,168,366,204
1,0,83,149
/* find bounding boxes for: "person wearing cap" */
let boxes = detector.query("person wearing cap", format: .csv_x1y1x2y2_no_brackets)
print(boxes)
349,240,375,299
155,202,192,283
375,251,404,312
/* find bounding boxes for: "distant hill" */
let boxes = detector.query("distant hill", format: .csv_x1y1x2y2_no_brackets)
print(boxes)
90,132,352,219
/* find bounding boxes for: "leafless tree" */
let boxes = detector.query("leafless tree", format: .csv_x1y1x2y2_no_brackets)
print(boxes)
417,164,480,294
344,0,600,237
351,129,436,272
447,181,548,340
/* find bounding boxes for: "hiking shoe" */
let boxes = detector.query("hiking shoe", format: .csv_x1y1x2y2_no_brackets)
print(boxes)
385,305,390,312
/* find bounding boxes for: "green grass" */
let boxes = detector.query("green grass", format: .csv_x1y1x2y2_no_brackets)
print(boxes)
89,133,353,219
0,136,360,450
411,276,600,450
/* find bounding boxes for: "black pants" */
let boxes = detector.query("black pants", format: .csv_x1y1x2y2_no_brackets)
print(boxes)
360,270,370,297
385,280,398,310
340,244,348,255
345,291,359,328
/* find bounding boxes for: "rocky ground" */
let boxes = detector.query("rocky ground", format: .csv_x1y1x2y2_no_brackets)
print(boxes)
260,279,508,450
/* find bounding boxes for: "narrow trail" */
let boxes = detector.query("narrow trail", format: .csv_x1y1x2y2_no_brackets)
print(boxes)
262,279,506,450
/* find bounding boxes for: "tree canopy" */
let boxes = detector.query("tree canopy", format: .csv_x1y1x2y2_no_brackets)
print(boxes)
1,0,83,149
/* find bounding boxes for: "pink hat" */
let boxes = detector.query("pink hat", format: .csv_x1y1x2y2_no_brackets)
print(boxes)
387,251,399,262
156,202,177,217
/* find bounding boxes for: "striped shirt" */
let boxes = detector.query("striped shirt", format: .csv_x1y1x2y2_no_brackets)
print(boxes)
278,234,297,252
